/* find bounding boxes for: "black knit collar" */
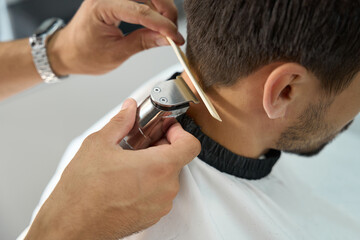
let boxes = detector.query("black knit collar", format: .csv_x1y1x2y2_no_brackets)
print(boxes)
177,114,280,180
168,72,280,180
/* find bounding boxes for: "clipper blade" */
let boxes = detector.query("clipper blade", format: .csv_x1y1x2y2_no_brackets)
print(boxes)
166,37,222,122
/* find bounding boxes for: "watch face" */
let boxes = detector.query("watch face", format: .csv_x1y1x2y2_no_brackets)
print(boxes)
35,18,59,36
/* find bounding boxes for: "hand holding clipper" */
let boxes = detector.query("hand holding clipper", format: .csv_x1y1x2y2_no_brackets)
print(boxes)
120,76,199,150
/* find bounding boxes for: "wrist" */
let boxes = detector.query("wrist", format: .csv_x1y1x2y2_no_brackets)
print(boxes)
25,195,82,240
25,203,63,240
47,29,72,76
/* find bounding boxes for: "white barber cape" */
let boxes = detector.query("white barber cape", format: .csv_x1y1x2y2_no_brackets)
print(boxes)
19,64,360,239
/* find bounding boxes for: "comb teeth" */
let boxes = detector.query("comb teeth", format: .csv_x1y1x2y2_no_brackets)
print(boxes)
166,37,222,122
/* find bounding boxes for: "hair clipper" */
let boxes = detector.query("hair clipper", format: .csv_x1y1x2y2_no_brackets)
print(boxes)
119,76,199,150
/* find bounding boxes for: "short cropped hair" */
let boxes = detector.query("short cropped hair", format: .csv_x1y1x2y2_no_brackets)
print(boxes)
184,0,360,94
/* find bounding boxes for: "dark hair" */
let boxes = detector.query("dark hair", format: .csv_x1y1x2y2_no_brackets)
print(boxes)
184,0,360,94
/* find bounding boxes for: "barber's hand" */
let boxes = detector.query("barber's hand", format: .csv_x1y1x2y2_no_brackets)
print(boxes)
47,0,184,76
25,98,201,240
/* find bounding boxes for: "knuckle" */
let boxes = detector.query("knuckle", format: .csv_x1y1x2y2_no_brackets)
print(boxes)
165,161,178,175
187,137,202,157
140,34,150,50
167,181,180,199
85,0,100,12
148,217,161,227
111,112,127,125
151,162,175,178
83,131,109,148
84,132,98,144
109,52,121,65
161,202,173,216
160,148,179,163
137,4,152,17
148,163,166,177
85,0,96,7
168,3,178,21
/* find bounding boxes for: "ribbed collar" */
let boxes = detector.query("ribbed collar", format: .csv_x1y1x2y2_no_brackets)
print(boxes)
176,114,280,180
168,72,280,180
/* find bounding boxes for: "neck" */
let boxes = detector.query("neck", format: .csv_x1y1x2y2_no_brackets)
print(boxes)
180,72,273,159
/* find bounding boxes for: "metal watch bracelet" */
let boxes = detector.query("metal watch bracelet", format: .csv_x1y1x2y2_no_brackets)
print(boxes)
29,18,68,83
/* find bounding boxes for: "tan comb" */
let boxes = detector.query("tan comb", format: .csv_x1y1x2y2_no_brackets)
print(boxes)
166,37,222,122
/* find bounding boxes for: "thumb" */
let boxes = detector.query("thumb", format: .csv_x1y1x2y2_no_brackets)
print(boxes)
120,28,169,56
99,98,137,144
161,123,201,167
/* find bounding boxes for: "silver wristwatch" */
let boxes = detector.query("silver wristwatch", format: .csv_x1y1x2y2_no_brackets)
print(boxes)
29,18,68,83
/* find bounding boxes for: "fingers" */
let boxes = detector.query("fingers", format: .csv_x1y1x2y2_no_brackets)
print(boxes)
99,98,137,144
152,137,170,146
120,28,169,56
153,0,178,24
135,122,200,177
163,123,201,167
99,0,184,44
138,0,178,24
136,122,201,167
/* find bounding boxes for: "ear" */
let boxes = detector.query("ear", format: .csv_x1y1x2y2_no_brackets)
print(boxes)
263,63,308,119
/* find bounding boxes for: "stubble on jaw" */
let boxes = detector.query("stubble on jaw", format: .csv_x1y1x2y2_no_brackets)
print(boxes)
275,100,336,157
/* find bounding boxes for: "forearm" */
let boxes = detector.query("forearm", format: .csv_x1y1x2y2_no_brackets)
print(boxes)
25,195,82,240
0,39,42,100
0,0,183,102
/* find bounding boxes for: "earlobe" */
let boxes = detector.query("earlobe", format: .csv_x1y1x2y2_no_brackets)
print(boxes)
263,63,307,119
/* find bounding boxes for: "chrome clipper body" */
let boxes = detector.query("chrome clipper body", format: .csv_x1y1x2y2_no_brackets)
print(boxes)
120,76,199,150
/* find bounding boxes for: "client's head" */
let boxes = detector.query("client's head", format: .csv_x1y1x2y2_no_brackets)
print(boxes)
183,0,360,157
